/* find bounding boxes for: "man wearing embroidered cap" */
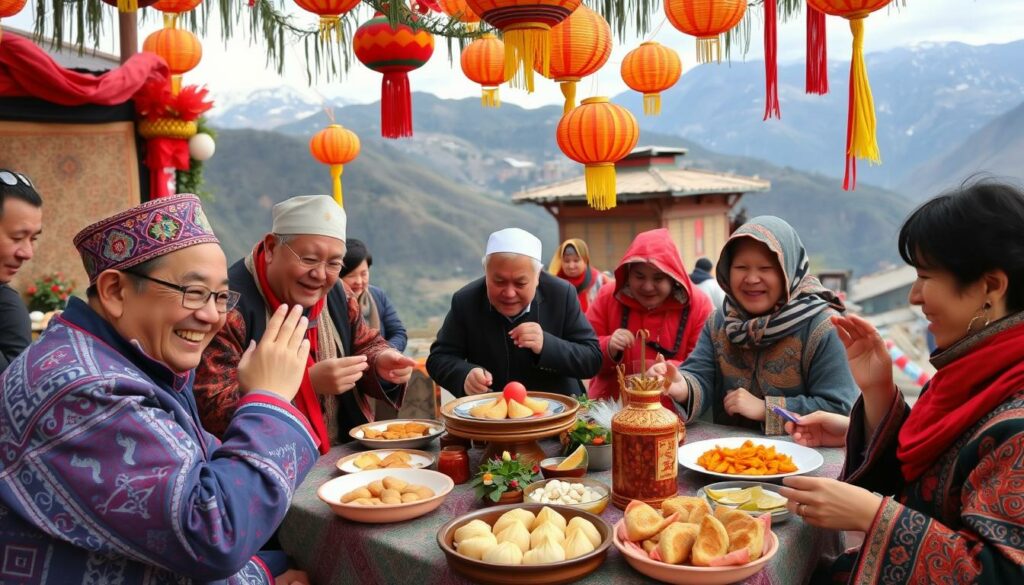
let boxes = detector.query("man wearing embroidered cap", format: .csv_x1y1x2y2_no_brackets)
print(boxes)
196,195,416,449
427,227,602,397
0,194,316,584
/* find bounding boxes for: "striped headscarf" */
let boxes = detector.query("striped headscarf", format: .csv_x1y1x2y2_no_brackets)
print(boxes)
716,216,844,348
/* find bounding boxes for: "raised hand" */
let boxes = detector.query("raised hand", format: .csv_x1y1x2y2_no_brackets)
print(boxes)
308,355,368,395
375,349,417,384
238,304,310,402
783,410,850,448
608,328,634,356
509,322,545,355
830,315,893,398
464,367,492,395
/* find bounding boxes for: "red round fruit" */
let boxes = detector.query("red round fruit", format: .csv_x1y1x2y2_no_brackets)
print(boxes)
502,381,527,404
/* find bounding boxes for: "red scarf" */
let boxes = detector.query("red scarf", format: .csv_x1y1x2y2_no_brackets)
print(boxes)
560,267,595,313
254,243,330,454
897,319,1024,481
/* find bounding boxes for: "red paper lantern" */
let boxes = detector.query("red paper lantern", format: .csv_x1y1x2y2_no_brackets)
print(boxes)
152,0,201,12
101,0,158,13
0,0,28,46
310,124,361,207
538,4,611,114
143,26,202,95
807,0,892,190
439,0,481,29
556,97,639,211
294,0,361,42
353,13,435,139
465,0,581,93
461,33,508,108
664,0,746,63
620,41,681,117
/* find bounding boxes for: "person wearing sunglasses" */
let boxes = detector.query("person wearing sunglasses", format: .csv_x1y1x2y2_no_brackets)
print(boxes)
0,194,317,583
195,195,416,451
0,168,43,374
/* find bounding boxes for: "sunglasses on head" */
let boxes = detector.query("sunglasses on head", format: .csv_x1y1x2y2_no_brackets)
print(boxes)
0,170,34,188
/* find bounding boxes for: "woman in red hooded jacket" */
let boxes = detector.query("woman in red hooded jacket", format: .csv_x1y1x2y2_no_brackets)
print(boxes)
585,228,713,404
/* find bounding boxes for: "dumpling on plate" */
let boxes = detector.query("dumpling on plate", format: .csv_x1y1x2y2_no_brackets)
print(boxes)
493,509,536,535
657,522,700,565
624,500,677,541
457,533,498,560
690,515,729,566
454,519,492,545
482,541,524,565
662,496,712,524
522,535,566,565
565,516,601,548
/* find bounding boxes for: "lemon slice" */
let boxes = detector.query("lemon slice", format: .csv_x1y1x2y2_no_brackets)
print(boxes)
755,492,788,510
709,488,752,505
556,445,588,470
737,501,760,511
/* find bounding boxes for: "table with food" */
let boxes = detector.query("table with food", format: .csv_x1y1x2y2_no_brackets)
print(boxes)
279,372,846,585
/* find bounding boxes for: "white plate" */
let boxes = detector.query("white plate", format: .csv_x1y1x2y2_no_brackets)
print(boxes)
335,449,435,474
349,419,445,449
677,437,822,480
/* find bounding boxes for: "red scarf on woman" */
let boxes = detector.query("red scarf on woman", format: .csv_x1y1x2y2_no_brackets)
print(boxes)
254,243,330,454
897,319,1024,481
560,266,596,312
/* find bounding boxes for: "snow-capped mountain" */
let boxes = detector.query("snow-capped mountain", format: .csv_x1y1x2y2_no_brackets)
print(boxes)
207,85,350,130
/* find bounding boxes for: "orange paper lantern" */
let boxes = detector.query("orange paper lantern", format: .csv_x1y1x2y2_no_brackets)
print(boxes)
439,0,481,29
556,97,639,211
310,124,361,207
621,41,682,116
461,33,508,108
807,0,891,190
143,26,202,95
0,0,28,45
294,0,361,42
465,0,582,93
538,5,611,114
664,0,746,63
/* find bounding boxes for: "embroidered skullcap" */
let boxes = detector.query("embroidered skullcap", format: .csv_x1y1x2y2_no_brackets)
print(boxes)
485,228,542,262
73,194,219,285
271,195,346,241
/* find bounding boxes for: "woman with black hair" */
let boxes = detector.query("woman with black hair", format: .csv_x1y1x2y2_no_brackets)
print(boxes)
340,239,407,352
778,180,1024,583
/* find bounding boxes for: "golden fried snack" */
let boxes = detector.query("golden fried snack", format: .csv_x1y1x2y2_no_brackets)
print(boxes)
690,516,729,566
662,496,712,524
354,453,382,469
363,428,382,439
658,522,700,565
696,440,798,475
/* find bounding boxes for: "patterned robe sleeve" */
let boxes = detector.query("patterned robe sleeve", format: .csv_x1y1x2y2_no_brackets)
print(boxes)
349,292,404,406
193,309,249,437
851,425,1024,584
840,390,910,495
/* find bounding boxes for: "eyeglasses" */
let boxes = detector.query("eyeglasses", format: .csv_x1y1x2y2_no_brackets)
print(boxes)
125,271,241,313
282,242,344,274
0,170,34,187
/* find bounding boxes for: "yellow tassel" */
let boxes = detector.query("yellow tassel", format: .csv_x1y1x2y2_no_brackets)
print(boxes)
319,16,341,43
503,24,550,93
481,88,500,108
163,14,178,30
560,81,577,115
466,22,479,33
696,37,721,64
118,0,139,12
643,93,661,116
848,18,881,165
171,75,182,96
584,163,618,211
330,164,344,207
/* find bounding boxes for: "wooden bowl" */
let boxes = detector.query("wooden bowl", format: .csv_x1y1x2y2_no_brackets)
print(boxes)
349,419,444,449
437,504,613,585
317,468,453,523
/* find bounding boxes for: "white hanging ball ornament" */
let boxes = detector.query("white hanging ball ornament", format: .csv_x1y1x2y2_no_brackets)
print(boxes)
188,133,216,161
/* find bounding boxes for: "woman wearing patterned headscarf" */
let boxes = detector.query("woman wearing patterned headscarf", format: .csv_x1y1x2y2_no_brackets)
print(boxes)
549,238,612,314
654,216,858,435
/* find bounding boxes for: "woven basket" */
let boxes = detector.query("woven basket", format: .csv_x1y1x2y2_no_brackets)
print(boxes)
138,118,197,140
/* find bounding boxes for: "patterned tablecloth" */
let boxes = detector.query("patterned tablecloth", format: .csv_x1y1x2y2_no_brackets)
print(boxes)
279,423,846,584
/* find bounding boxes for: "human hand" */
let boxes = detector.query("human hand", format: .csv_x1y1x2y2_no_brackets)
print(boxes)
779,476,883,532
376,349,417,383
274,569,311,585
238,304,310,401
783,410,850,448
509,322,545,354
608,328,634,355
308,355,368,395
647,354,680,395
723,387,766,422
464,367,493,395
831,315,894,399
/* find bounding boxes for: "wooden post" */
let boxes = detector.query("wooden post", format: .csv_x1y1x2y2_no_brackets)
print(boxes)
118,12,138,64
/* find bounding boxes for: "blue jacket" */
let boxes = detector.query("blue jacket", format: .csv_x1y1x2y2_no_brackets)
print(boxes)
370,285,407,352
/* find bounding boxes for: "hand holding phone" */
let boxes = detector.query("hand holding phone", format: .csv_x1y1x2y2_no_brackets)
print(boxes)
771,405,802,425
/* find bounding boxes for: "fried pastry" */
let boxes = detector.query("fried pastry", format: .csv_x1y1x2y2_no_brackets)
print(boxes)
662,496,712,524
624,500,677,541
690,515,729,566
657,522,700,565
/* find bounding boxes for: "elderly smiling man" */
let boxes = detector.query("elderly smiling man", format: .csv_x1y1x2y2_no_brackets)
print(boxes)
196,195,416,451
427,227,602,397
0,194,316,584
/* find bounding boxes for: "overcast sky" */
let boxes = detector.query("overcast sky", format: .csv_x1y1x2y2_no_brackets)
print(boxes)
8,1,1023,107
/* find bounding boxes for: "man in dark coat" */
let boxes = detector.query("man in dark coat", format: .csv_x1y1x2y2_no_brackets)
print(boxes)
0,169,42,374
427,228,602,397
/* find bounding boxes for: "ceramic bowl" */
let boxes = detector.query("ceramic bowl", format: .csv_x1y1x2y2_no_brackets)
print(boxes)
437,503,613,585
317,468,453,523
523,477,610,515
612,518,779,585
349,419,445,450
539,456,587,479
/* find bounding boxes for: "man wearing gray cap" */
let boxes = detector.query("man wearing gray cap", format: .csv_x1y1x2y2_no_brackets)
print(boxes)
427,228,602,397
195,195,416,452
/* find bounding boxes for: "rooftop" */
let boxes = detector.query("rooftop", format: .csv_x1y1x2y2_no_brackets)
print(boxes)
849,265,917,303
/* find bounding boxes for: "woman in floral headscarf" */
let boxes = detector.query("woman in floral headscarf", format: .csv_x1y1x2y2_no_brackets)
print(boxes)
549,238,612,314
655,216,858,435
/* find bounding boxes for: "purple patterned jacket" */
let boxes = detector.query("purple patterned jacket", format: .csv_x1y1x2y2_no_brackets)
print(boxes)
0,298,318,584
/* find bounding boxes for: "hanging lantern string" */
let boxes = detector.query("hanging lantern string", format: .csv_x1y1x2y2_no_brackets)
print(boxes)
644,17,667,44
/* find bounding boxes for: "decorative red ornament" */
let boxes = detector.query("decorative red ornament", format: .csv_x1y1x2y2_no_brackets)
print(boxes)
310,124,361,207
763,0,780,120
101,0,158,13
293,0,361,42
465,0,582,93
439,0,481,29
461,33,508,108
353,13,435,139
556,97,639,211
807,0,892,190
0,0,28,46
664,0,746,63
806,1,828,95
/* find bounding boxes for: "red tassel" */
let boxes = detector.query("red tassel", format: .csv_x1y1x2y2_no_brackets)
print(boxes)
146,137,190,197
763,0,780,120
381,72,413,139
806,3,829,95
843,64,856,191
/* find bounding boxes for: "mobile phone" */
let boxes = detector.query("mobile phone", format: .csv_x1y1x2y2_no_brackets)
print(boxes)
771,405,802,425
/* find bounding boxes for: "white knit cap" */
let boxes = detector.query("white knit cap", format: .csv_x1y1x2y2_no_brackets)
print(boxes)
485,228,542,262
271,195,346,241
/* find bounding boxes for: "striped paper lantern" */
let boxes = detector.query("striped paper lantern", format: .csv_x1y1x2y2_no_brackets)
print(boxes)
461,33,508,108
142,26,202,95
556,97,639,211
621,42,682,116
664,0,746,63
538,4,611,114
294,0,361,42
310,124,361,207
